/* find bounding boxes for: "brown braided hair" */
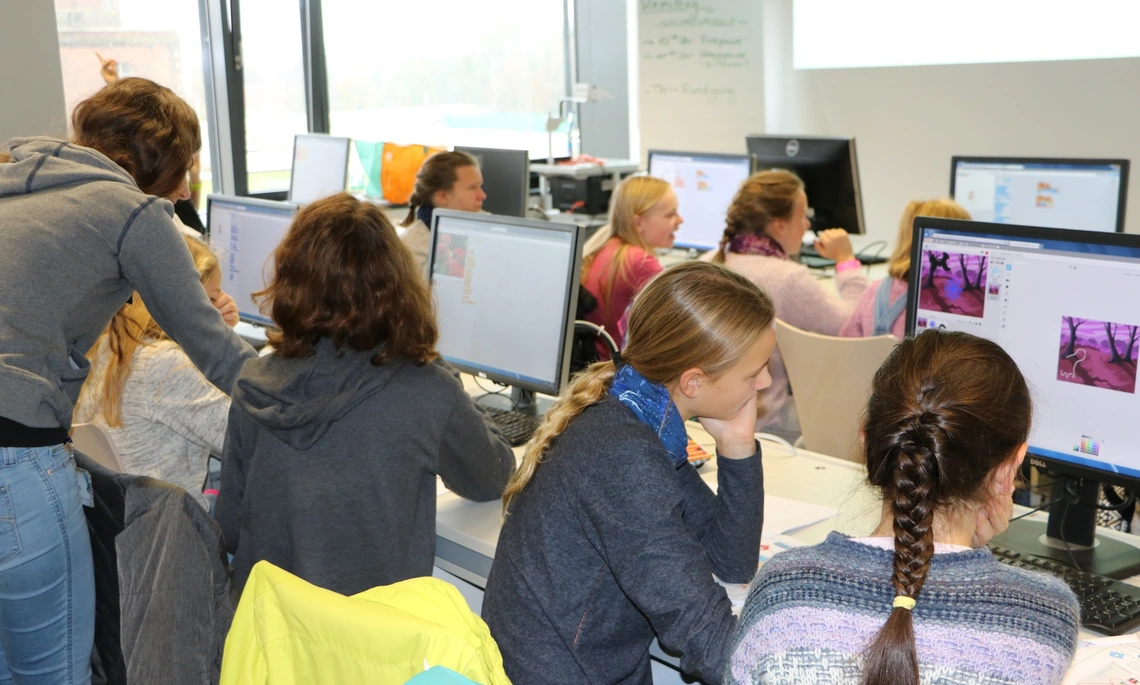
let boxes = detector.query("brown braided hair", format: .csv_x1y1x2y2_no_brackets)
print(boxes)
713,170,803,263
860,329,1031,685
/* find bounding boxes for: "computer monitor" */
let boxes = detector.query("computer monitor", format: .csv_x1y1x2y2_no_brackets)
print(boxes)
207,194,298,326
745,135,865,235
950,156,1129,233
906,217,1140,578
428,209,583,399
288,133,352,205
647,150,755,251
454,146,529,218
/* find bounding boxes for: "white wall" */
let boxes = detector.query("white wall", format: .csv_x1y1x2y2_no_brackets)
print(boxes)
0,2,67,142
763,0,1140,245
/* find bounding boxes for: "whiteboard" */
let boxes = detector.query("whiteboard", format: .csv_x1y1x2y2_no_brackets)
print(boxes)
637,0,765,160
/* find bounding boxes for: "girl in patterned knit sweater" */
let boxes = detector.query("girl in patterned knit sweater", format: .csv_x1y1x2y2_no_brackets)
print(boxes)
728,330,1080,685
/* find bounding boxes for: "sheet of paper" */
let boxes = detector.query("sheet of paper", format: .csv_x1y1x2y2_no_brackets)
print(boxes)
763,494,840,535
698,471,840,534
1063,634,1140,684
716,534,804,615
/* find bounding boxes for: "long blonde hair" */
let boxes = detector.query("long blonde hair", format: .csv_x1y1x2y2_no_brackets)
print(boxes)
503,260,776,513
78,237,219,427
888,198,970,280
580,175,670,303
713,170,804,263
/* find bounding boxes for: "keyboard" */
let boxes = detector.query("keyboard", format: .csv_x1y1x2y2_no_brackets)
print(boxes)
485,407,542,447
798,244,888,267
990,544,1140,634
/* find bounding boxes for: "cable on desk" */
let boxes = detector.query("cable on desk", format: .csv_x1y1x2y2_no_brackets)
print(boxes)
757,432,797,457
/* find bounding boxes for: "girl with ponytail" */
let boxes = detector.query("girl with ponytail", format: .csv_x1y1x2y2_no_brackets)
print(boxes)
727,330,1079,685
710,169,869,440
483,261,776,685
399,150,486,272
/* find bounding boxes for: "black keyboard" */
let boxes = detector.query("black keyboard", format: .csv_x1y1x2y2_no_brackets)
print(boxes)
990,544,1140,634
485,407,542,447
798,244,888,267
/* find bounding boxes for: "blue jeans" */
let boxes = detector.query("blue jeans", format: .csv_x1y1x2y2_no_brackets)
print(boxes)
0,445,94,684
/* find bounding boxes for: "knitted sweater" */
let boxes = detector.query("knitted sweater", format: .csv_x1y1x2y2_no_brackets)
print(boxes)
717,252,868,434
582,238,663,354
400,218,431,275
727,532,1080,685
75,338,229,508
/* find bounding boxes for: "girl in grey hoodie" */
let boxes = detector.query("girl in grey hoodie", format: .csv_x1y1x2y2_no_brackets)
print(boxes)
0,79,254,683
216,193,515,598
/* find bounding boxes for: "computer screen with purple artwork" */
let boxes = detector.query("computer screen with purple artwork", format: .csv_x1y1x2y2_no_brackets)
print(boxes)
907,217,1140,578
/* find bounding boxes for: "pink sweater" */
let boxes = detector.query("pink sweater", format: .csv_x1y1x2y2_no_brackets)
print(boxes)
583,238,663,356
839,277,908,339
719,253,869,434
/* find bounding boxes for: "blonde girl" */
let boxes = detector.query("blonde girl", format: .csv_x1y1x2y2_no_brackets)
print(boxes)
75,237,236,507
580,175,683,356
483,260,776,685
840,198,970,338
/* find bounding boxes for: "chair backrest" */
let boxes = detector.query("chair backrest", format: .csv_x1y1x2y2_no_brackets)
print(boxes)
774,319,897,463
70,423,125,473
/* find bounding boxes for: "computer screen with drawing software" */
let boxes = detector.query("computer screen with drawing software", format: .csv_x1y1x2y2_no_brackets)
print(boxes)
428,209,583,396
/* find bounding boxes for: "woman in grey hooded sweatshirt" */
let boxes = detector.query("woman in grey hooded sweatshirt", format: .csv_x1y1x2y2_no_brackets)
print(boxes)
0,78,254,683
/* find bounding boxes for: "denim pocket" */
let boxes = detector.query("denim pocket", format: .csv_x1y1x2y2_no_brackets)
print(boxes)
0,485,23,565
74,468,94,509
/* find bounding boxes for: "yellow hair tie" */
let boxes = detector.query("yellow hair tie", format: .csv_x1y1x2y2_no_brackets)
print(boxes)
893,596,916,611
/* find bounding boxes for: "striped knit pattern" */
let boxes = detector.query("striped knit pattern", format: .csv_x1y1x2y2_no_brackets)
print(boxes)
727,532,1080,685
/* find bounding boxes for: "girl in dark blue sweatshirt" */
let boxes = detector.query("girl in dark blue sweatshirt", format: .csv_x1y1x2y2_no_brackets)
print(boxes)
483,261,776,685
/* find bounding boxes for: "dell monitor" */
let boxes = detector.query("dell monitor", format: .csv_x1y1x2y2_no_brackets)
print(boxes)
950,156,1129,233
428,209,584,402
288,133,352,205
647,150,754,251
207,194,298,326
454,146,529,218
746,135,865,235
906,217,1140,578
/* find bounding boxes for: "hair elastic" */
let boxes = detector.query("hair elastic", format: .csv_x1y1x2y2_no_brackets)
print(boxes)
893,596,916,611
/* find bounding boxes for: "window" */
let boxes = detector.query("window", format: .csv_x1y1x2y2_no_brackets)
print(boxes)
321,0,569,160
54,0,215,203
238,0,308,193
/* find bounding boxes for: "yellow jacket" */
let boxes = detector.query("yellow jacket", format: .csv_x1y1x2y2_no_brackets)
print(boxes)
221,561,511,685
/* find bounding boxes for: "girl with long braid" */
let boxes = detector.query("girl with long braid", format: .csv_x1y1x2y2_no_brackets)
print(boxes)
727,330,1079,685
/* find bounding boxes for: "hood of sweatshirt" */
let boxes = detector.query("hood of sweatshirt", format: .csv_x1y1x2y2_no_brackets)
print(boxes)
0,137,140,199
233,338,407,450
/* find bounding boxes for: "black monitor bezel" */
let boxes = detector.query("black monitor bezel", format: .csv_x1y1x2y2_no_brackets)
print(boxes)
453,146,530,219
745,134,866,235
427,208,583,396
949,155,1130,234
287,133,353,205
905,216,1140,491
205,193,299,326
646,149,756,250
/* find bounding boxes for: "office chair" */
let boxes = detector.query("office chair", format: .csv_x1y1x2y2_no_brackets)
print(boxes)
774,319,897,463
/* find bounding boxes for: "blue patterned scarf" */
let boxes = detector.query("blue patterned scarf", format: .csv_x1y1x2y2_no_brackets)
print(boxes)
608,364,689,466
416,203,434,227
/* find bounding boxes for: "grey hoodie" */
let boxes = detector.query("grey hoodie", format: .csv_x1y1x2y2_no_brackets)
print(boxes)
216,340,516,597
0,137,255,429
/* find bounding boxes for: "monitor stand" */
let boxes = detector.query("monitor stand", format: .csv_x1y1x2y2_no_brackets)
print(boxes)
991,478,1140,580
510,387,538,416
